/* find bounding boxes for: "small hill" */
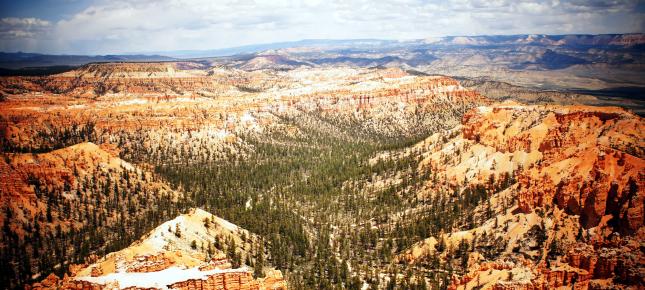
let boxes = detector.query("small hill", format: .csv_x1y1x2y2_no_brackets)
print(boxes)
31,208,286,290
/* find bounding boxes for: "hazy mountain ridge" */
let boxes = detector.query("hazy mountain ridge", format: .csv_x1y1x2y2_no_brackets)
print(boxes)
0,52,175,70
2,33,643,70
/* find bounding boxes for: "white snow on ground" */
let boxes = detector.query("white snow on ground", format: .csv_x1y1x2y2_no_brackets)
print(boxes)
145,215,187,251
67,104,87,109
239,112,263,132
117,99,148,106
76,266,249,290
216,129,230,139
384,75,415,82
119,160,135,171
174,97,200,103
245,198,252,210
72,208,255,280
214,216,239,232
352,80,386,91
138,208,238,253
477,106,492,114
240,112,255,123
432,84,462,93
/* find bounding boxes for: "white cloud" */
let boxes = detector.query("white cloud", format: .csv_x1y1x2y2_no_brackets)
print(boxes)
0,17,53,52
0,0,643,54
0,17,51,39
1,17,50,27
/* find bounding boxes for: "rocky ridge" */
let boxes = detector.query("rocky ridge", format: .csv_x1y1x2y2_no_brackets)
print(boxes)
399,103,644,289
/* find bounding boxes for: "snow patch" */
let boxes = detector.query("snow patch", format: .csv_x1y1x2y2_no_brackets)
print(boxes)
76,266,249,290
67,104,87,109
245,198,252,210
215,216,238,232
477,106,492,114
118,99,148,106
215,129,230,139
120,160,135,171
240,112,255,123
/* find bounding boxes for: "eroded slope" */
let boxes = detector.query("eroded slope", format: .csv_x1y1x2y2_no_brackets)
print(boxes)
400,103,644,289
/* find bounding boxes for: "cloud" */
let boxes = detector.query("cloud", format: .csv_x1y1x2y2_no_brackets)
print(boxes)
1,17,50,27
0,0,643,54
0,17,53,52
0,17,51,39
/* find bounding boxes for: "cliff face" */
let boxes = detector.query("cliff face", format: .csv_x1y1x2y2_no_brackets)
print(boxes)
402,103,644,289
0,62,213,97
0,62,298,99
0,65,486,157
462,105,644,234
31,271,278,290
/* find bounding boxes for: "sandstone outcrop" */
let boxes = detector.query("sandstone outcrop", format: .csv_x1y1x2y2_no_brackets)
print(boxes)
404,103,643,289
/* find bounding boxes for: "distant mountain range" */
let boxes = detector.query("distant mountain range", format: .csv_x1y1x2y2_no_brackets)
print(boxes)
147,38,397,58
0,33,643,77
0,52,175,72
156,33,645,58
0,39,396,71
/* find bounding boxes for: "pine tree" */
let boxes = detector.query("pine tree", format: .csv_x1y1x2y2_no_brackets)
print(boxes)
174,223,181,238
254,250,264,277
46,203,53,223
436,236,446,253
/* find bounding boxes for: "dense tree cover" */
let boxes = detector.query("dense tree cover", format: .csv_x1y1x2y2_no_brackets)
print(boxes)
153,109,497,289
0,164,179,288
1,103,501,289
0,121,98,153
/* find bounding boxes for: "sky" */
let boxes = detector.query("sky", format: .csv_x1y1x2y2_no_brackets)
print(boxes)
0,0,643,55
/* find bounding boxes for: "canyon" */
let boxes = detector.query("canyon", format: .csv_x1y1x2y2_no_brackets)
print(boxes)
0,45,643,290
